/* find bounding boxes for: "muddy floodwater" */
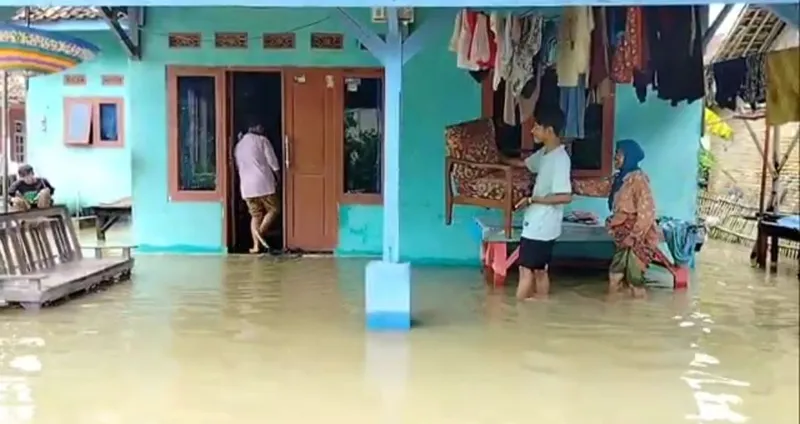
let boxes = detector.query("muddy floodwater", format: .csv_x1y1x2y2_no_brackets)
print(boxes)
1,241,797,423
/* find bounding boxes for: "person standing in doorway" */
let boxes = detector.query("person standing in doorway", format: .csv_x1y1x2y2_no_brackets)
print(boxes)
504,109,573,300
9,164,55,212
234,122,281,253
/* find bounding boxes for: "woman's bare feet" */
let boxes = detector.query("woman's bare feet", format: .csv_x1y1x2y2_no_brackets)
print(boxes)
630,287,647,298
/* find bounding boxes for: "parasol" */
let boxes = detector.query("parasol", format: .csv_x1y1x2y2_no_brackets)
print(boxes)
0,18,100,212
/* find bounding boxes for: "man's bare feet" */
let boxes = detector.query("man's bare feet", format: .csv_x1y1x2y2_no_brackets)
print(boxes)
255,232,270,250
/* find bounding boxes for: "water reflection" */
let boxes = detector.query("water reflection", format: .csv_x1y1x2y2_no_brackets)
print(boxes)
0,241,796,423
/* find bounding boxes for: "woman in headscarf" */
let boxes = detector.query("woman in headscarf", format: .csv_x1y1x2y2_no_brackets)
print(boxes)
573,139,660,297
605,139,660,297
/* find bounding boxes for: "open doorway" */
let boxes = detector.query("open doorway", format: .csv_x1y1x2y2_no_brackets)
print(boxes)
227,70,284,253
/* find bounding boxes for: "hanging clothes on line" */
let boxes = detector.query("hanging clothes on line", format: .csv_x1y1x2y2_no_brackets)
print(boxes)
588,6,612,103
638,6,704,105
490,12,508,91
712,53,766,111
470,12,495,68
539,19,558,66
610,6,644,85
741,53,766,109
507,14,543,97
606,6,625,51
500,13,545,126
555,7,593,139
711,57,747,110
449,9,500,83
556,6,594,88
765,47,800,126
560,73,588,138
450,10,478,71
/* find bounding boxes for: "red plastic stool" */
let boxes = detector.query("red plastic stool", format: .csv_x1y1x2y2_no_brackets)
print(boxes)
653,250,689,290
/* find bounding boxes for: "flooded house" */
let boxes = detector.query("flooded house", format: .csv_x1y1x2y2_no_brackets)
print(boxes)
17,4,730,330
0,4,798,423
23,5,703,259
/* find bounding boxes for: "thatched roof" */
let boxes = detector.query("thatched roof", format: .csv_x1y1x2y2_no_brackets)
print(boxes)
710,5,786,64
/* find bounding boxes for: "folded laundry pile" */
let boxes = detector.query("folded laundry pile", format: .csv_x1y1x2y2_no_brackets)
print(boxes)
658,217,702,266
564,211,599,225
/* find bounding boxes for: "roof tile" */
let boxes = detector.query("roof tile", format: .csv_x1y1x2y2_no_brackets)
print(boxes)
11,7,101,23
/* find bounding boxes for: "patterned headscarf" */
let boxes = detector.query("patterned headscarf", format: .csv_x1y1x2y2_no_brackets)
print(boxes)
609,139,645,210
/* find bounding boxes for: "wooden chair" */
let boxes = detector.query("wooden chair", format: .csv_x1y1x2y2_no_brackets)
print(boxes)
444,118,533,237
0,206,134,309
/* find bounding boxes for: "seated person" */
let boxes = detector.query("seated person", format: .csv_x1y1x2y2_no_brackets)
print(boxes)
9,164,55,212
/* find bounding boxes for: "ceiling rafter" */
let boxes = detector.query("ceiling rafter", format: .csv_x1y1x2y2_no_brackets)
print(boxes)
98,6,144,60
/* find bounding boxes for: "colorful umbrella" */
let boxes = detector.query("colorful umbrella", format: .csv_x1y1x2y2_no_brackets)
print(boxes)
0,20,100,212
0,23,100,74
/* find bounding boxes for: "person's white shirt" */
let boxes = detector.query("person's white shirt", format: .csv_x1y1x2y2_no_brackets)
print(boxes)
234,132,280,199
521,145,572,241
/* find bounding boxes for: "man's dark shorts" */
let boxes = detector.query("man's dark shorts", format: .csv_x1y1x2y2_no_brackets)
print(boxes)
519,237,556,270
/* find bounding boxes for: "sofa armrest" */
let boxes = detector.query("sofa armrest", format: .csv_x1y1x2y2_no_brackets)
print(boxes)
445,157,515,202
445,156,511,174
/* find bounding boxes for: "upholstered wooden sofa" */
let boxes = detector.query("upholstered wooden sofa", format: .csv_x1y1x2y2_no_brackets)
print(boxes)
444,118,533,237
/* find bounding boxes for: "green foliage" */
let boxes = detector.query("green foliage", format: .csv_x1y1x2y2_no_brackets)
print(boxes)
699,149,715,172
698,148,715,188
344,111,380,193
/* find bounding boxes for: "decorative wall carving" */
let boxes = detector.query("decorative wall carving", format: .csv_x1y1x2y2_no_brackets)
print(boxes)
215,32,248,49
63,74,86,86
168,33,202,48
101,75,125,86
310,33,344,50
263,33,295,49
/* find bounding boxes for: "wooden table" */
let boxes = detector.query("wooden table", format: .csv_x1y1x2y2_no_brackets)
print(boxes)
755,214,800,275
474,216,689,289
91,197,132,241
474,216,612,287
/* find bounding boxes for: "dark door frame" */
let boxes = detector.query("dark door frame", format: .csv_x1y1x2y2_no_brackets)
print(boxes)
223,66,385,253
223,67,286,252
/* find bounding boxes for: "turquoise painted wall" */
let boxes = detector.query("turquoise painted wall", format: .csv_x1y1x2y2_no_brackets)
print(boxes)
26,33,132,210
551,85,701,260
125,7,699,261
129,7,478,253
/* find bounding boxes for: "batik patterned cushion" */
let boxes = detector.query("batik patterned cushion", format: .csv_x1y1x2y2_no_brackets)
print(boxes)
459,168,533,202
445,118,501,183
572,177,612,197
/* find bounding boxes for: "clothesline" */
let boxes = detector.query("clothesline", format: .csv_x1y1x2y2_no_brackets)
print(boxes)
711,46,799,126
449,6,705,142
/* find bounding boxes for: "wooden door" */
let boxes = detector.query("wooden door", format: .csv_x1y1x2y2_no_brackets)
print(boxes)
284,69,338,251
225,71,240,252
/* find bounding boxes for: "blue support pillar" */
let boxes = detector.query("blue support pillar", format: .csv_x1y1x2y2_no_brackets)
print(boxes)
382,9,402,264
336,7,437,332
365,7,410,331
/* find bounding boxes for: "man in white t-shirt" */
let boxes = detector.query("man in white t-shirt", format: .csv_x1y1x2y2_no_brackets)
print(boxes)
505,109,573,299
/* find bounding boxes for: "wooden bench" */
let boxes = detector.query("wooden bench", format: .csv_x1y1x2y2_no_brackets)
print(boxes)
91,196,132,241
474,216,689,289
0,206,134,309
